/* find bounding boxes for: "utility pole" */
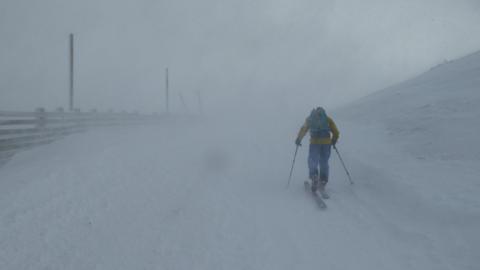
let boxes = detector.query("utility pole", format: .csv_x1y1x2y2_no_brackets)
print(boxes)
69,33,74,111
165,68,169,114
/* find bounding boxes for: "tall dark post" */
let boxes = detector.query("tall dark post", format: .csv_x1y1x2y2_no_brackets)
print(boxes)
69,33,74,111
165,68,169,114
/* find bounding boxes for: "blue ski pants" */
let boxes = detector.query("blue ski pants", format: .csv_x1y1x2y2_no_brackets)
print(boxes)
308,144,331,182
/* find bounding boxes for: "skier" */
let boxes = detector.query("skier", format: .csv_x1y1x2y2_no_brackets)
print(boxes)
295,107,339,193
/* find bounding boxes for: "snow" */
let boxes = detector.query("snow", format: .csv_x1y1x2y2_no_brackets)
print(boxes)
1,51,480,269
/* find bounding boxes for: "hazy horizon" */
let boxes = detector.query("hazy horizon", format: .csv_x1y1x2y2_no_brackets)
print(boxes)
1,0,480,114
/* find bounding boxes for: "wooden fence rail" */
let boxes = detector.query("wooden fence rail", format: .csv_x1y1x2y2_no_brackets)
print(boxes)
0,108,165,165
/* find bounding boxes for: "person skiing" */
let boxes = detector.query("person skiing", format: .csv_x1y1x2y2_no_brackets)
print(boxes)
295,107,339,193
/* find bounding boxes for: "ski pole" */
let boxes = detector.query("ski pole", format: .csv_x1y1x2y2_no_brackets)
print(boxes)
286,145,300,188
333,145,354,185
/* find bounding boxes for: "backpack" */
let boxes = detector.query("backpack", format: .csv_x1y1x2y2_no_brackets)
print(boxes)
307,107,331,138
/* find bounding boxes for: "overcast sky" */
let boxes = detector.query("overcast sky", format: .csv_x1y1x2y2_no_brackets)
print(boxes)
1,0,480,114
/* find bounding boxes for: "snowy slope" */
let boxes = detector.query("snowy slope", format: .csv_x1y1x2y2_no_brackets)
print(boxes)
333,50,480,269
338,51,480,161
1,51,479,270
335,50,480,213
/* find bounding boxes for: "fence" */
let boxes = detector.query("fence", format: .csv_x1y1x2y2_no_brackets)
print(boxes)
0,108,166,166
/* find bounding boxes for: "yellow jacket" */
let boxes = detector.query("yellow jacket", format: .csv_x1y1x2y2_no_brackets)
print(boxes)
296,116,340,145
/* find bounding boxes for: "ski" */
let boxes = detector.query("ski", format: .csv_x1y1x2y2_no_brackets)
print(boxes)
319,189,330,199
304,181,327,209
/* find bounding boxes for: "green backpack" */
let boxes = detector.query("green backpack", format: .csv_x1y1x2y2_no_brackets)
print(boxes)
307,107,331,138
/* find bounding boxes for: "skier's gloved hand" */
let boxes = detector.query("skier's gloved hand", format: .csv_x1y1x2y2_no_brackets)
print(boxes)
331,137,338,146
295,138,302,146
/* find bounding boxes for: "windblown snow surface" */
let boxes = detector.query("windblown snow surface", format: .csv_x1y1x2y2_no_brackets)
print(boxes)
1,52,479,270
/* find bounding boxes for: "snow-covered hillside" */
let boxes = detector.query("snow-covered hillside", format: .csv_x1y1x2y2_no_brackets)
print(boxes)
0,51,479,270
333,50,480,269
338,51,480,161
335,51,480,213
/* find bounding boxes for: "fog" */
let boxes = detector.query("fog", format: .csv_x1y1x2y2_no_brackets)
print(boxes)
1,0,480,114
2,2,480,269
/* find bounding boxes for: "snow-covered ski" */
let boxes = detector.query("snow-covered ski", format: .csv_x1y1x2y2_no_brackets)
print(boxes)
304,181,327,209
319,189,330,199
